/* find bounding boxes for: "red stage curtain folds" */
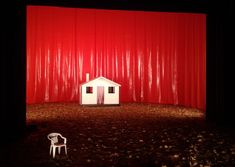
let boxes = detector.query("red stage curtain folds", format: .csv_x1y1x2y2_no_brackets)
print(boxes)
27,6,206,110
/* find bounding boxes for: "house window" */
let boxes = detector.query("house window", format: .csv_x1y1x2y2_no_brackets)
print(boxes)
86,86,93,94
108,86,115,93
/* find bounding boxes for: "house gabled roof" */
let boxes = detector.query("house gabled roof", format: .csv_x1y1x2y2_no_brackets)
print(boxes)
80,76,121,87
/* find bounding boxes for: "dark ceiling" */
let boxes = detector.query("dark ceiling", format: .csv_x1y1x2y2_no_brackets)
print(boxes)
25,0,209,13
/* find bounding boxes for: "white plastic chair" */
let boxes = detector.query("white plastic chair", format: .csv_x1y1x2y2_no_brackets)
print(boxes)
47,133,67,158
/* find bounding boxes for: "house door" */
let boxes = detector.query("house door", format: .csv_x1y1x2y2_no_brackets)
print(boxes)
97,86,104,105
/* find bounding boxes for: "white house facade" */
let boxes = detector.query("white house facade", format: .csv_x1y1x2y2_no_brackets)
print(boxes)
80,76,121,105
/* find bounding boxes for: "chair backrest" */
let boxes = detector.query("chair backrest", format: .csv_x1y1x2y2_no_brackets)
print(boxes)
47,133,61,144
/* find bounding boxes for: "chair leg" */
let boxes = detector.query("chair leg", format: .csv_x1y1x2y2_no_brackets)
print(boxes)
49,146,52,155
53,147,56,158
50,146,67,158
65,145,67,155
58,147,61,154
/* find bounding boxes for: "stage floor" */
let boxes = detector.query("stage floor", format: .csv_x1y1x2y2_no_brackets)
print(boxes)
2,103,235,166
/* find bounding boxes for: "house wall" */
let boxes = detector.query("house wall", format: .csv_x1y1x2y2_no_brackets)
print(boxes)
81,79,120,105
81,85,97,104
104,86,119,104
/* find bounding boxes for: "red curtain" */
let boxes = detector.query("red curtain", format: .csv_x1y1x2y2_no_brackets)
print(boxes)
27,6,206,110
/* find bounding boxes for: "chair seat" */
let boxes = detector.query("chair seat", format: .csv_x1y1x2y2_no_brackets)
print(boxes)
54,143,66,146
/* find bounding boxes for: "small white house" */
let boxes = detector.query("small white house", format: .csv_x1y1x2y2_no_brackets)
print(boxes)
80,75,121,105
